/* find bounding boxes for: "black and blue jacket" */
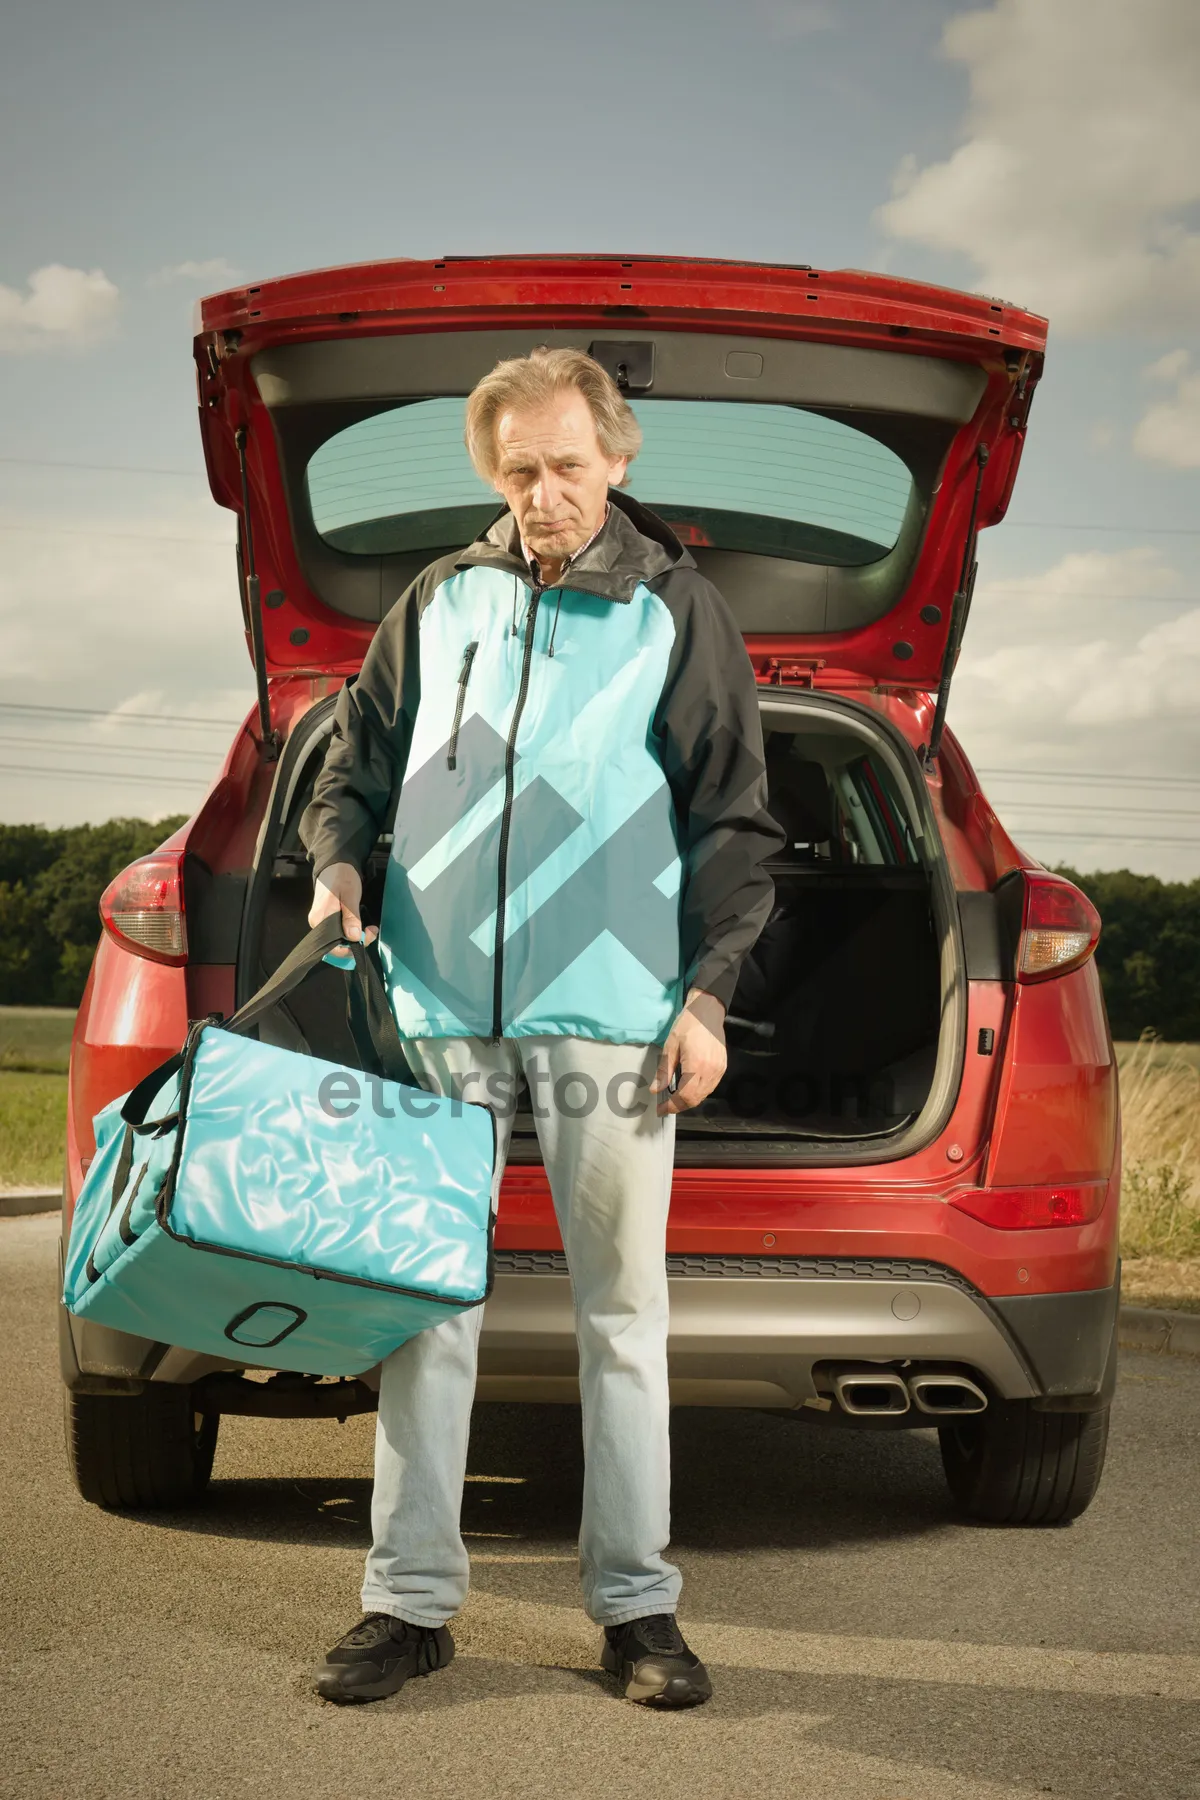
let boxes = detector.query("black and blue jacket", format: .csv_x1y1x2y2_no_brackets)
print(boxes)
300,491,786,1046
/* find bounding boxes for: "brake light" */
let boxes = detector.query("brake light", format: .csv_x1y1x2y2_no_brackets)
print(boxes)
950,1182,1108,1229
1017,872,1100,983
99,853,188,965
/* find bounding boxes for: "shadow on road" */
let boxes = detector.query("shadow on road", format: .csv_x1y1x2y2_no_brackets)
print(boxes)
344,1655,1200,1800
128,1400,955,1552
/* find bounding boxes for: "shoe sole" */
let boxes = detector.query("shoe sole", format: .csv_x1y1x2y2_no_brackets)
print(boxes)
315,1635,455,1705
600,1642,712,1708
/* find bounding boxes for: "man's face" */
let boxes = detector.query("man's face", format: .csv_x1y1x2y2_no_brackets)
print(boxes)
492,388,628,569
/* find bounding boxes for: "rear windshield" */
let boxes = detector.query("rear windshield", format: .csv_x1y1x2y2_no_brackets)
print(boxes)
306,396,914,567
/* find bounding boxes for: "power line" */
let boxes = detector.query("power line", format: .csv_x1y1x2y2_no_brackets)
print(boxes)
0,762,208,789
3,753,213,779
0,733,221,766
2,747,218,778
1014,829,1198,847
0,456,202,478
976,591,1197,605
0,702,245,729
1004,521,1200,537
0,524,233,548
1003,803,1200,821
977,767,1200,790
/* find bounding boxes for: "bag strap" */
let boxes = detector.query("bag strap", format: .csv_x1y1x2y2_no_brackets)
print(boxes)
223,915,416,1087
343,939,416,1086
114,920,416,1150
221,914,348,1035
119,1048,187,1130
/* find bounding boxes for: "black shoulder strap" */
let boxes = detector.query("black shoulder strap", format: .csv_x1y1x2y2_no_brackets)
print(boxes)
343,939,415,1085
223,916,416,1086
221,915,346,1034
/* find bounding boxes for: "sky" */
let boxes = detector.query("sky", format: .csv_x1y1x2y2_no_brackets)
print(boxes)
1,0,1199,879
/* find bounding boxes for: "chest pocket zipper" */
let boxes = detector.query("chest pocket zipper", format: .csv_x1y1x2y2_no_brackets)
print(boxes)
447,640,479,770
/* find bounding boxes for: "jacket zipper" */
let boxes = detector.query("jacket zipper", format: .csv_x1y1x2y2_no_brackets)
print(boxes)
491,582,541,1039
446,639,478,770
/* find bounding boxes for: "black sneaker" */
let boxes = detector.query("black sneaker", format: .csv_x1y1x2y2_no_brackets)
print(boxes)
601,1614,712,1707
314,1612,454,1704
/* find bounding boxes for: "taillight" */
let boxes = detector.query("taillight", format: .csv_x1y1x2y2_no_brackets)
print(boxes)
99,853,188,965
1017,872,1100,983
950,1182,1108,1229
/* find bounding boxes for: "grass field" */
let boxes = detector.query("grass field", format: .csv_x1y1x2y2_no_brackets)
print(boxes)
1114,1034,1200,1264
0,1011,73,1188
1120,1256,1200,1315
0,1006,74,1075
0,1072,66,1189
2,1011,1198,1304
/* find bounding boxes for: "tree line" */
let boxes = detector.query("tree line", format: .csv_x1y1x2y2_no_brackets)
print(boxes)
1057,864,1200,1044
0,821,1197,1040
0,818,188,1007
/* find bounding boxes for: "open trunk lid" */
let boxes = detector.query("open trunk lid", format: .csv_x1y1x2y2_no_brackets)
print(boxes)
194,255,1045,695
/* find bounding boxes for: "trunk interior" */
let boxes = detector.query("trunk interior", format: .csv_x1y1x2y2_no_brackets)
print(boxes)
240,691,956,1167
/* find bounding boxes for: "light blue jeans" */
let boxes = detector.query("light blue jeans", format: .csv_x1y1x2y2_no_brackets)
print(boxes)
360,1033,681,1629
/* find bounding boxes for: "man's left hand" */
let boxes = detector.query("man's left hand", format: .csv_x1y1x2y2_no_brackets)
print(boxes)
649,989,727,1116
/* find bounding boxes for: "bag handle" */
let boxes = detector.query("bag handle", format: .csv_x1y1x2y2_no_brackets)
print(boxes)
342,940,415,1086
223,915,416,1087
119,1049,187,1130
115,917,416,1147
221,913,348,1033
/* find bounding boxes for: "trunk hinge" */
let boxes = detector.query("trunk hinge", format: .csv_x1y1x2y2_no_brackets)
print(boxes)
1008,353,1038,431
764,657,825,688
921,444,989,773
234,425,282,762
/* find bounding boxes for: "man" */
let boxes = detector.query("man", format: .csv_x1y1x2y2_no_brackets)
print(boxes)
300,347,785,1708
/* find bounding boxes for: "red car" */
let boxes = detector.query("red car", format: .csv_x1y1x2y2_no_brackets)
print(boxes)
61,256,1118,1527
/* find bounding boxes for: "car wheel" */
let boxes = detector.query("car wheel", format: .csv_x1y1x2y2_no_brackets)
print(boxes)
63,1384,219,1509
939,1399,1110,1525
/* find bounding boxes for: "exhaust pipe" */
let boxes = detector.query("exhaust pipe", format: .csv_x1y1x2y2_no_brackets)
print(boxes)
831,1369,911,1416
908,1373,988,1416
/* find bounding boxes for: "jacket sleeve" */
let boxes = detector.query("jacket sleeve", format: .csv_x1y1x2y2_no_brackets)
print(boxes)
298,572,427,881
653,572,788,1011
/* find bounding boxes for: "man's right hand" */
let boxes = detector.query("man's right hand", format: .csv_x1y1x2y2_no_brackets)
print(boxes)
307,861,378,945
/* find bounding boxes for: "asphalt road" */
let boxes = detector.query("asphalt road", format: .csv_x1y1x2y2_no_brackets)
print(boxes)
3,1213,1198,1800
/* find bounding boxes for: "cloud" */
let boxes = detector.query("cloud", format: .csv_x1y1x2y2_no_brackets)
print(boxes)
0,264,120,351
1133,351,1200,467
754,1,836,38
953,548,1199,739
958,551,1199,728
0,499,254,824
1146,348,1190,384
148,258,242,288
875,0,1200,333
948,547,1200,875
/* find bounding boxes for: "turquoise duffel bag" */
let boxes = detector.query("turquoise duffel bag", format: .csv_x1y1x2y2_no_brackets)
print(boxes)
63,916,498,1377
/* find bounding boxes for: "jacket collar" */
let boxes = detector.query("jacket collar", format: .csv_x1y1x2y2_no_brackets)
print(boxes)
454,489,695,604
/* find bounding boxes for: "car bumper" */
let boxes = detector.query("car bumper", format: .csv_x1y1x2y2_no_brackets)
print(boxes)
475,1253,1120,1409
60,1250,1120,1413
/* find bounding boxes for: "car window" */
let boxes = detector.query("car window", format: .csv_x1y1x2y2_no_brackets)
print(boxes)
305,396,915,567
837,755,920,866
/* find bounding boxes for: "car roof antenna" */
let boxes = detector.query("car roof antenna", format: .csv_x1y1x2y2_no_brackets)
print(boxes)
922,442,989,773
234,425,282,762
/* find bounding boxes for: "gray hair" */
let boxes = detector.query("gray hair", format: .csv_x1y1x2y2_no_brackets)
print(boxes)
464,346,643,487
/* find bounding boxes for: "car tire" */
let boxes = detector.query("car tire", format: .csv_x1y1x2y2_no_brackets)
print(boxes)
939,1399,1110,1525
63,1384,219,1509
